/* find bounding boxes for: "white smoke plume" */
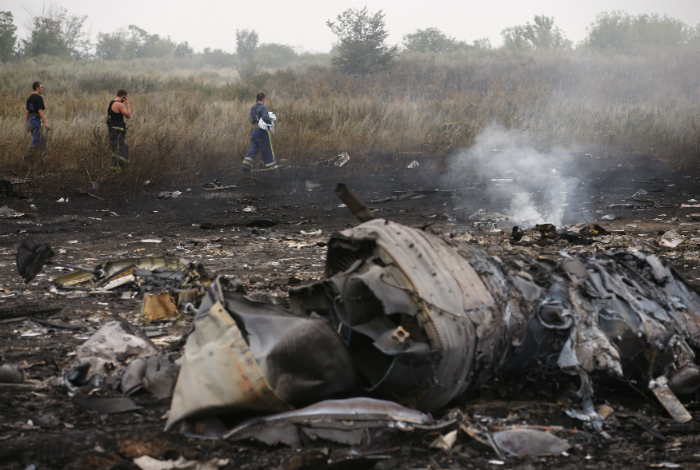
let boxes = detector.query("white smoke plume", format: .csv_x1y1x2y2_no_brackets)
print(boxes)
443,125,581,228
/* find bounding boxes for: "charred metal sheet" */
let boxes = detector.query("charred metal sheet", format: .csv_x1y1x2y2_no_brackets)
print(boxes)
221,397,439,447
166,278,355,431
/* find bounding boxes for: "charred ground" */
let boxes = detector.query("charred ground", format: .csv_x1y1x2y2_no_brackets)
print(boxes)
1,162,700,469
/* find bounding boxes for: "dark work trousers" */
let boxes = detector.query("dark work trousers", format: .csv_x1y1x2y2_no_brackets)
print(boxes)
241,129,277,172
108,126,129,166
29,116,46,149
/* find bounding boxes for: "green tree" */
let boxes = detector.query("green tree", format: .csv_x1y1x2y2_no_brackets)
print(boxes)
202,48,239,68
327,7,398,78
584,11,691,52
402,27,466,53
472,38,492,50
96,31,127,60
174,41,193,58
690,24,700,47
22,6,90,59
256,43,297,68
236,29,259,77
236,29,258,60
501,15,572,50
121,25,176,59
0,11,17,62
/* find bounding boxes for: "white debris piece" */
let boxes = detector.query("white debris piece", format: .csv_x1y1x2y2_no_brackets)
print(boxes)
335,152,350,167
407,160,420,169
0,205,25,218
430,430,458,451
140,239,163,244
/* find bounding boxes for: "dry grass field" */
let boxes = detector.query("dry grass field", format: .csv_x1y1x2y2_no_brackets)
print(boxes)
1,48,698,189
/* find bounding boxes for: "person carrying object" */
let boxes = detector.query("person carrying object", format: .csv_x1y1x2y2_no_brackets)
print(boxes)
106,89,131,170
25,81,50,152
241,92,278,174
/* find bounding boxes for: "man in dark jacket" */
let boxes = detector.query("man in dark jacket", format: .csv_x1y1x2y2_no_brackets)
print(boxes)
106,89,131,168
241,92,278,173
25,82,50,150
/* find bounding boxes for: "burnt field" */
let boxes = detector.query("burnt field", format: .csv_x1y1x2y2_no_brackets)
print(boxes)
2,161,700,470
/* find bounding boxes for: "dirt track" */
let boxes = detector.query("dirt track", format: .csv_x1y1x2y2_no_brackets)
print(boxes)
1,164,700,469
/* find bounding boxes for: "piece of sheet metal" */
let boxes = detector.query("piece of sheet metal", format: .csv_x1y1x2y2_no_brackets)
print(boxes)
222,397,437,447
166,279,356,431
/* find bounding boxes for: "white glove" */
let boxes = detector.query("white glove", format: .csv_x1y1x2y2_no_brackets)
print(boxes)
268,112,277,121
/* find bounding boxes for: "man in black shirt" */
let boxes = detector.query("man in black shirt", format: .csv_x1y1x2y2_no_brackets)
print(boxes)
106,89,131,168
25,82,50,151
241,92,278,174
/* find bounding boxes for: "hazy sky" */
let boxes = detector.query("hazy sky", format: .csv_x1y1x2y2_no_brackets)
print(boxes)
7,0,700,53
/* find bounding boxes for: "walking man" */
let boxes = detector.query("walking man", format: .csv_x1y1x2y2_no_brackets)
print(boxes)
241,92,278,174
106,89,131,169
25,81,50,152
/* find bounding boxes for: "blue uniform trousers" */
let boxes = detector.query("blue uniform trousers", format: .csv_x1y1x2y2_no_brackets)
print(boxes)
242,129,277,172
29,116,46,149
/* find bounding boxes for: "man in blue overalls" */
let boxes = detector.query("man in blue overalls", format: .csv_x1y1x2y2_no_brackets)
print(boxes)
241,92,278,174
25,82,50,151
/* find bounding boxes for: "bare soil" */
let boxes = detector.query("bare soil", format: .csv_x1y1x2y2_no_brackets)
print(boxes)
1,163,700,469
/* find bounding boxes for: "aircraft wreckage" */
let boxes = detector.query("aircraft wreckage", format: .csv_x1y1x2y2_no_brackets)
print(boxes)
15,185,700,449
162,185,700,441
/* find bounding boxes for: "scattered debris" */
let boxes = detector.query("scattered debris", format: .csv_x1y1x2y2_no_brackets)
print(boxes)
158,191,182,199
0,365,24,383
133,455,230,470
660,230,686,248
316,152,350,167
305,180,321,190
649,376,693,423
430,430,458,451
203,180,236,191
64,319,157,392
142,293,180,322
492,429,571,457
601,213,616,220
0,205,25,218
75,190,104,200
299,229,322,236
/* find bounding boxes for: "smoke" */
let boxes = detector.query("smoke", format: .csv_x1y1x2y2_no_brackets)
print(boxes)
443,125,582,228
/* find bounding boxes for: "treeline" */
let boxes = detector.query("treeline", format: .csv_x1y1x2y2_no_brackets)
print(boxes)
0,7,328,69
1,7,699,67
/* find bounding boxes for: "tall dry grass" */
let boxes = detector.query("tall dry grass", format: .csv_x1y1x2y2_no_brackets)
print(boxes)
1,48,699,190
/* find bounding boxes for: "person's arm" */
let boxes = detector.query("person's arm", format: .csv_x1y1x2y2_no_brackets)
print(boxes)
260,105,272,125
38,109,50,131
115,99,132,119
